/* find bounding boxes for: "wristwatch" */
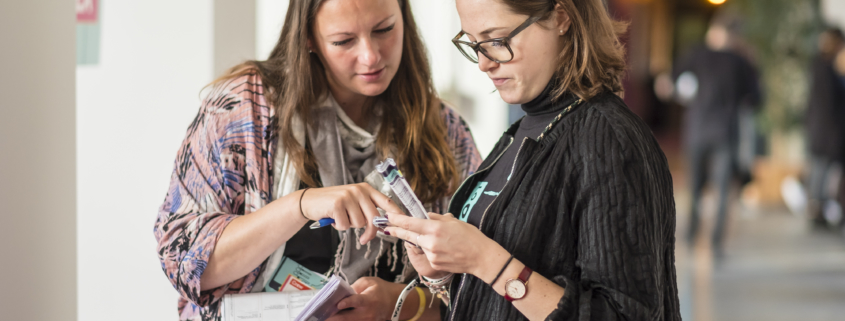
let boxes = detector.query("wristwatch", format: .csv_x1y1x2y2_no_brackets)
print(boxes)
504,265,533,302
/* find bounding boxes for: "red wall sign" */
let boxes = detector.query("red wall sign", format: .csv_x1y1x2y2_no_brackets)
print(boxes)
76,0,98,23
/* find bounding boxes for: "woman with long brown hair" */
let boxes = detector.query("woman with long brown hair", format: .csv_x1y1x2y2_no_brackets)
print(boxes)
153,0,481,320
383,0,680,320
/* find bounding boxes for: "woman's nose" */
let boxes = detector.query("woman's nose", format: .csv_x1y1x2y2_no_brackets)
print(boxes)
478,53,498,72
358,38,381,67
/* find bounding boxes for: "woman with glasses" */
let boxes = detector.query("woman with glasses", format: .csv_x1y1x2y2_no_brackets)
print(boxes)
382,0,680,320
153,0,482,320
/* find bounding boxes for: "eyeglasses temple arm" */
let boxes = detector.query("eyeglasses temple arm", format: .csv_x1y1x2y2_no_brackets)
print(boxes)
508,16,542,39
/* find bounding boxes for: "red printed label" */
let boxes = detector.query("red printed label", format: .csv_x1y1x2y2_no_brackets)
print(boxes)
76,0,98,23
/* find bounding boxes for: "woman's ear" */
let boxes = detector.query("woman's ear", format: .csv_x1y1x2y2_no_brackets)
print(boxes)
554,3,571,36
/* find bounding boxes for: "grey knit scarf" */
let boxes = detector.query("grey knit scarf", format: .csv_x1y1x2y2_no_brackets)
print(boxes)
308,95,414,284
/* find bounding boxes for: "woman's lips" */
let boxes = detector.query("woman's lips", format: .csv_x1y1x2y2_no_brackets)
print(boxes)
491,78,509,86
358,68,385,82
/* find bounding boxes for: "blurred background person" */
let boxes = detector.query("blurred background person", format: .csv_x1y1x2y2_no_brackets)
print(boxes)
805,27,845,229
671,12,760,257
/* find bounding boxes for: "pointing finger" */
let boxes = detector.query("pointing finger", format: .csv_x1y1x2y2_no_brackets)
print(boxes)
364,185,403,214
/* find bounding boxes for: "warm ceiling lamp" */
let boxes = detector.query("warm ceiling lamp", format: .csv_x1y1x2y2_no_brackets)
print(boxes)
709,0,727,4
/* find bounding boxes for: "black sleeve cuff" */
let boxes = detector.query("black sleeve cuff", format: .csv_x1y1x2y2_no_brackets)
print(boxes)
545,275,581,321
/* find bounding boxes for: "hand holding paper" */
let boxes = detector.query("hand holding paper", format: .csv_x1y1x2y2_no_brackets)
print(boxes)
295,275,356,321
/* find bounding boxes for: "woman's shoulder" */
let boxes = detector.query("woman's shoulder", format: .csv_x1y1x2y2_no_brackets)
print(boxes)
187,69,275,145
438,100,474,139
199,69,274,128
437,100,482,169
202,69,271,116
568,91,663,156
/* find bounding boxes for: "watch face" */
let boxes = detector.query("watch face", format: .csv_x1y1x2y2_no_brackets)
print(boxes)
505,279,527,299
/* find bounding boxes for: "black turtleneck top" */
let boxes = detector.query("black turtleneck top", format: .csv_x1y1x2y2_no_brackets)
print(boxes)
458,82,576,227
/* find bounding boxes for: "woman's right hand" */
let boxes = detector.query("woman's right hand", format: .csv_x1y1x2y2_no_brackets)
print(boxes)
300,182,403,245
404,241,451,279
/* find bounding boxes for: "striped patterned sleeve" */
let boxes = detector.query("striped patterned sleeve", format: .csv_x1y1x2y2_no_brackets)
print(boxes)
153,72,273,313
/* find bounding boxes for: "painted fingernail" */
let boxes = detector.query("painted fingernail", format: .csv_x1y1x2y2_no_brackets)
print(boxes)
384,230,391,236
385,214,389,219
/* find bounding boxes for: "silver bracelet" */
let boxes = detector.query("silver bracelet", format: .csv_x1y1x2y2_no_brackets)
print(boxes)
420,273,454,308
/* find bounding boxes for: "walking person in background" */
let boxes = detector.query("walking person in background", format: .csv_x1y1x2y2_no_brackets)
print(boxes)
153,0,481,320
672,13,761,257
805,27,845,229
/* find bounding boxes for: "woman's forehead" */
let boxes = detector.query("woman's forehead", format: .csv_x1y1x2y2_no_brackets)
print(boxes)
316,0,399,33
456,0,524,36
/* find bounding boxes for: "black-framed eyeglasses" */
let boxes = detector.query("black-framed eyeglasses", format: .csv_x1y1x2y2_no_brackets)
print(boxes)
452,16,541,64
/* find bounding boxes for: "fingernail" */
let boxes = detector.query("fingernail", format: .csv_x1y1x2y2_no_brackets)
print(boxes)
384,230,391,236
407,241,416,247
384,214,389,219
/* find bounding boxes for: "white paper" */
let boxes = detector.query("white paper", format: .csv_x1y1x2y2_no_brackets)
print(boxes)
222,290,317,321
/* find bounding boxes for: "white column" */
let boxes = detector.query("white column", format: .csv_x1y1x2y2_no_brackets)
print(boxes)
215,0,257,77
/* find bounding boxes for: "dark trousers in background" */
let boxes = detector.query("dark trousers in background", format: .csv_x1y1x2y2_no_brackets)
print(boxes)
687,140,734,253
807,154,842,225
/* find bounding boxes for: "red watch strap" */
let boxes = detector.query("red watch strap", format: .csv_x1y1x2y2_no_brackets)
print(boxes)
504,266,533,302
518,265,533,283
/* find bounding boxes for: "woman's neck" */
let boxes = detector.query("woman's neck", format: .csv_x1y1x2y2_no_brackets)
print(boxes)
329,87,373,129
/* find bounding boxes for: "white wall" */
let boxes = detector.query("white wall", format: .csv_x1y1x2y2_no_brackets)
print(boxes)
256,0,289,60
76,1,213,320
0,1,77,321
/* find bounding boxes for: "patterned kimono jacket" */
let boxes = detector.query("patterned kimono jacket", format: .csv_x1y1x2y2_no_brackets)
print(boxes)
153,72,482,320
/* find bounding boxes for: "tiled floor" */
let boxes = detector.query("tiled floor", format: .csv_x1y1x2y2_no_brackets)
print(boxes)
674,193,845,321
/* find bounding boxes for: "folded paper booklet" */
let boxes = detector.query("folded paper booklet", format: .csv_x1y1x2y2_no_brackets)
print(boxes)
222,290,317,321
294,275,356,321
221,256,330,321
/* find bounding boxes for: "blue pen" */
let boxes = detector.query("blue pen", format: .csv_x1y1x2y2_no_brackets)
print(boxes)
309,218,335,229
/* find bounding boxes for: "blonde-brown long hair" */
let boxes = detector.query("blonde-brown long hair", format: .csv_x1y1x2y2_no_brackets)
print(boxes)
502,0,627,101
212,0,458,203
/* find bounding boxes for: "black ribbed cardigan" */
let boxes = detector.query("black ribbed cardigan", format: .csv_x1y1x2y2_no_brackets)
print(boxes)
443,91,681,321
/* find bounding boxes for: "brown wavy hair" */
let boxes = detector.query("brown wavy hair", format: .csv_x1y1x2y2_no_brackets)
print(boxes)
501,0,627,101
212,0,457,203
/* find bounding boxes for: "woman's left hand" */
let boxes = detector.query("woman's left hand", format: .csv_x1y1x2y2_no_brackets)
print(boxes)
384,213,504,277
326,277,394,321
